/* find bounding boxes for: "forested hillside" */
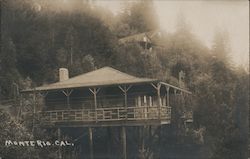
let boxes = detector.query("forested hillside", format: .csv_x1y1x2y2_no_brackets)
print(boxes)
0,0,248,159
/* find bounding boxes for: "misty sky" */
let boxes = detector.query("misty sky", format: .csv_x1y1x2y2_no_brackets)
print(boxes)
96,0,249,67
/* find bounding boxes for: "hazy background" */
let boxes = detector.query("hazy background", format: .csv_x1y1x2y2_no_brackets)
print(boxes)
96,0,249,67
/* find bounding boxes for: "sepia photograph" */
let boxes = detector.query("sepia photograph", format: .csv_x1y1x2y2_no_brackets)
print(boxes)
0,0,249,159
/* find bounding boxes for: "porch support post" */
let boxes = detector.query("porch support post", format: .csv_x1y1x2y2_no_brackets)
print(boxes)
62,89,73,109
89,88,100,121
118,85,132,119
89,88,100,110
39,91,48,98
166,86,170,106
141,126,145,154
39,91,49,110
107,127,112,158
157,84,161,119
58,128,62,159
174,89,177,95
88,127,94,159
121,126,127,159
118,85,132,108
159,126,162,158
124,90,127,108
151,83,162,119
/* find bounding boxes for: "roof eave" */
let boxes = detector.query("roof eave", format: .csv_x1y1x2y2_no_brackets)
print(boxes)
160,82,192,94
20,79,159,93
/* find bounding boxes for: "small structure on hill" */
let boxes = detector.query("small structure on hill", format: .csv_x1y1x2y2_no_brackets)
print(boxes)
119,30,164,51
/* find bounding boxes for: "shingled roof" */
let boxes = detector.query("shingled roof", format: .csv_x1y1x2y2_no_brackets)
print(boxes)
23,67,158,92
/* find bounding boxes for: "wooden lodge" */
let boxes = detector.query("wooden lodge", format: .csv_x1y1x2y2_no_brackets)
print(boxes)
21,66,192,159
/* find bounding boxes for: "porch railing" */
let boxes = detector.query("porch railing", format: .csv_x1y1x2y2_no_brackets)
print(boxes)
38,106,171,123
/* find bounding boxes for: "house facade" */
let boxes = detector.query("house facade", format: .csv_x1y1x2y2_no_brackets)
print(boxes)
21,66,192,159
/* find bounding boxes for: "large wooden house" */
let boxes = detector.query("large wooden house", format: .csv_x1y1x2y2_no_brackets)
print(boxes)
21,66,192,159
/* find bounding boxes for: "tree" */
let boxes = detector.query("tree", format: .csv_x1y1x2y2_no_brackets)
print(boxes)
115,0,159,37
211,29,230,63
0,35,21,98
64,26,78,68
128,0,158,33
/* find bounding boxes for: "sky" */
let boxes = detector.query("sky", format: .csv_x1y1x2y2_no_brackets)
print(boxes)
96,0,249,67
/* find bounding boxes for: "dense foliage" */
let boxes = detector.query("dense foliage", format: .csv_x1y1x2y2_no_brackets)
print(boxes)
0,110,39,158
0,0,248,159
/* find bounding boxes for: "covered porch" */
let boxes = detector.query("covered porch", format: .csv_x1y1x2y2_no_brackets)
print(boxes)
21,67,191,127
37,82,175,126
